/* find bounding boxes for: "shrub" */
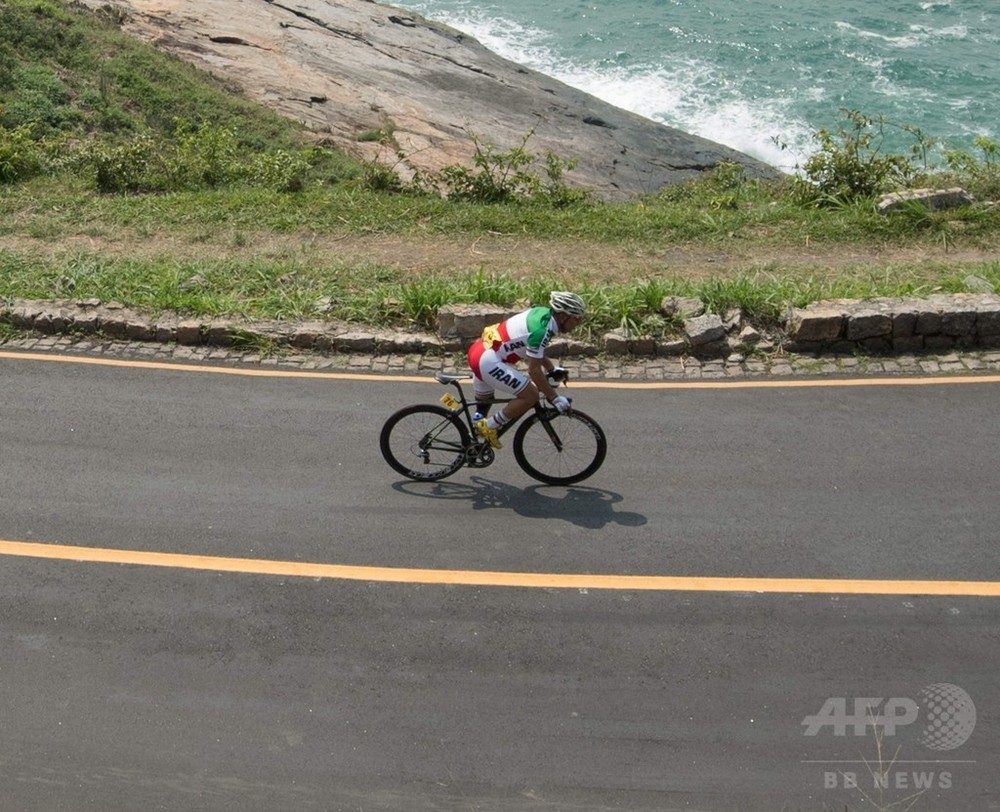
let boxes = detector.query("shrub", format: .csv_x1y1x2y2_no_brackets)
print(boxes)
0,0,83,64
246,150,310,192
0,123,45,182
165,119,240,188
794,109,914,204
78,119,318,193
437,131,539,203
0,63,80,134
945,136,1000,200
537,150,588,207
83,133,161,193
360,149,406,194
435,129,588,205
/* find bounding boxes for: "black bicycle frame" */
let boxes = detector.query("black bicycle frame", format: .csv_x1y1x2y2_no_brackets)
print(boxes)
436,373,561,446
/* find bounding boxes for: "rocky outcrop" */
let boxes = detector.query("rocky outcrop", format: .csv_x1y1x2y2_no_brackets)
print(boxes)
78,0,779,200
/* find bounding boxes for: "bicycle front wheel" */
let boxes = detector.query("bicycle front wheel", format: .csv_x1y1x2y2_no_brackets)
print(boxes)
380,404,470,481
512,409,607,485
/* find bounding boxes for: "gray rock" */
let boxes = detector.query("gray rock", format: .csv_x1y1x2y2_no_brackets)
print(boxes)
74,312,101,332
656,338,688,356
964,274,996,294
206,320,236,346
891,307,919,338
377,333,439,354
976,306,1000,337
788,305,847,342
683,314,725,346
630,336,656,357
334,332,377,352
78,0,779,201
100,311,128,337
738,324,761,344
36,308,73,333
690,340,728,358
860,337,892,353
290,320,331,347
437,303,511,340
10,302,45,327
155,320,178,342
721,308,743,331
602,332,630,355
125,319,156,340
176,320,204,345
846,309,892,341
179,274,209,292
914,310,942,336
924,335,955,350
661,296,705,319
939,304,978,337
892,336,925,352
877,187,975,214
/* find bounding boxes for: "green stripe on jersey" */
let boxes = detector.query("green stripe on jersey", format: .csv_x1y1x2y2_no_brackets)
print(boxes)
524,307,552,350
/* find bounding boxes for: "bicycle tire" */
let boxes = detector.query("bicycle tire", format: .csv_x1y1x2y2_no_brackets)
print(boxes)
512,409,607,485
380,404,470,481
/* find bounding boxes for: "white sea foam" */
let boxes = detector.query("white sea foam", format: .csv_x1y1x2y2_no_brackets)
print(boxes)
403,6,815,170
836,19,968,49
389,0,996,166
834,21,925,48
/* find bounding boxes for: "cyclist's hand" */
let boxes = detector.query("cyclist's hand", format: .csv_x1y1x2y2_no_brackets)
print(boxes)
551,395,572,413
548,367,569,384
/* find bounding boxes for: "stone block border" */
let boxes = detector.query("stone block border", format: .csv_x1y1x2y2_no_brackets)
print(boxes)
785,293,1000,354
3,293,1000,359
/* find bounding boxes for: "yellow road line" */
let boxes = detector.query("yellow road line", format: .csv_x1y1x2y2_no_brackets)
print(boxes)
1,539,998,596
2,349,1000,389
562,376,1000,390
0,350,419,382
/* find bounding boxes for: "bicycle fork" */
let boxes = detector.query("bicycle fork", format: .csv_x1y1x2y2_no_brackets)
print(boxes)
534,407,565,452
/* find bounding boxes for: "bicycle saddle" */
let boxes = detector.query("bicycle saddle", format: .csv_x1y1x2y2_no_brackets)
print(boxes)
435,372,472,384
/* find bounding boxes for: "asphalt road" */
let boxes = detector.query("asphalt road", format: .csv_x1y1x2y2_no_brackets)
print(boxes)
1,351,998,811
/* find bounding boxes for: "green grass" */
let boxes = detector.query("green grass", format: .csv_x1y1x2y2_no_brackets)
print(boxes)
2,0,999,343
3,240,998,339
4,173,998,244
0,0,312,148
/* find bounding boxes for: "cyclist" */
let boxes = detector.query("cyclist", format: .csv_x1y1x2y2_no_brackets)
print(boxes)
467,291,586,449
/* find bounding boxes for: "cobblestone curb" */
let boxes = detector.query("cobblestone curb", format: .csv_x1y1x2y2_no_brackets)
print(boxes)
4,296,1000,381
4,293,1000,362
4,331,1000,382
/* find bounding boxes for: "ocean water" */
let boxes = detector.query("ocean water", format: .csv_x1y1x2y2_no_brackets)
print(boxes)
386,0,999,173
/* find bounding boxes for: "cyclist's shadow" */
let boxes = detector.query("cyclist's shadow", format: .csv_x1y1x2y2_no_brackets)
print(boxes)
391,476,646,529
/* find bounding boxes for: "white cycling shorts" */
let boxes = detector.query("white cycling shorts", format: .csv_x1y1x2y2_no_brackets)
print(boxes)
469,346,530,399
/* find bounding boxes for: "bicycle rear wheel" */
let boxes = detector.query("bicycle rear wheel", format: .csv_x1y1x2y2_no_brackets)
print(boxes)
380,404,470,481
512,409,607,485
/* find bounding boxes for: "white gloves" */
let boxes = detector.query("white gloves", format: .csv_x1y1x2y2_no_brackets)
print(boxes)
551,395,572,413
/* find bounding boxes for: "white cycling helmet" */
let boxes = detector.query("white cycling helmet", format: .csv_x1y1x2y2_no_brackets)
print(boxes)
549,290,586,317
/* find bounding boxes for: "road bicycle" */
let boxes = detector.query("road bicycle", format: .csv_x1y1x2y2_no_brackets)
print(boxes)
379,370,607,485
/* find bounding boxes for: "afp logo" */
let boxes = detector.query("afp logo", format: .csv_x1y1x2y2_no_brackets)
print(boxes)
802,683,976,751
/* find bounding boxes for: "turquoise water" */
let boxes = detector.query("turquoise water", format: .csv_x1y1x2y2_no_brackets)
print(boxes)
386,0,999,172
